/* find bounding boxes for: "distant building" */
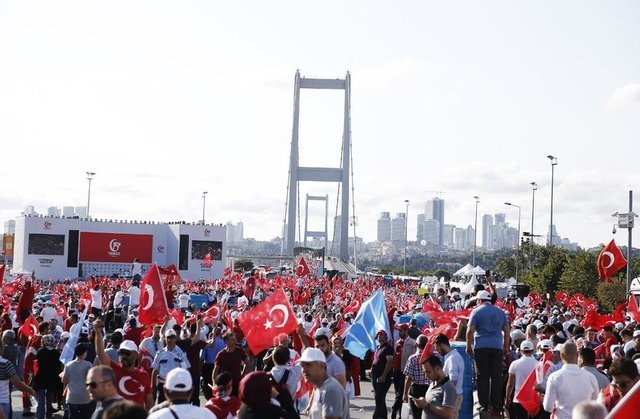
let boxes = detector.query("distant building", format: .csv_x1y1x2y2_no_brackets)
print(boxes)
377,212,391,242
454,228,467,250
425,198,445,246
442,224,455,247
391,213,406,246
226,221,245,243
424,219,440,245
416,214,425,241
482,214,493,248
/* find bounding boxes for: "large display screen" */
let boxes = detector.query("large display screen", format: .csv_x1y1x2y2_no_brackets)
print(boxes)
191,240,222,260
79,232,153,263
28,234,65,255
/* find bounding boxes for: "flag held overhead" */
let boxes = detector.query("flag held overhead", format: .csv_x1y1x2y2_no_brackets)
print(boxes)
597,239,627,282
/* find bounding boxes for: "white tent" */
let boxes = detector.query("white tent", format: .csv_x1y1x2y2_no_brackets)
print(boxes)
470,265,485,276
459,275,480,295
454,263,474,277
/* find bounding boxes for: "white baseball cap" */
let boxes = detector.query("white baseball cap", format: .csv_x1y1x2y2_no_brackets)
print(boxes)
540,339,553,349
164,329,177,338
520,340,534,351
299,348,326,364
476,290,491,300
164,368,192,391
119,340,138,353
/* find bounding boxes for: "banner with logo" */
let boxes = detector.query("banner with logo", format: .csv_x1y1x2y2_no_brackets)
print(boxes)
79,232,153,263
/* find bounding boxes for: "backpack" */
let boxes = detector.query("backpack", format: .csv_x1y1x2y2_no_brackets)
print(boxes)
269,369,300,419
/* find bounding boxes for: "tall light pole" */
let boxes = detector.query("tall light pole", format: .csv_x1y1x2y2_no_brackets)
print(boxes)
86,172,96,220
530,181,537,240
505,202,521,284
547,155,558,245
404,199,409,275
202,191,208,225
473,196,480,266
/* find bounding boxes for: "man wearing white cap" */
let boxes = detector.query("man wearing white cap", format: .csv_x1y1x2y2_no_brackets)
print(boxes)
300,348,350,419
94,318,153,409
504,340,538,419
151,328,190,403
147,368,215,418
466,290,510,416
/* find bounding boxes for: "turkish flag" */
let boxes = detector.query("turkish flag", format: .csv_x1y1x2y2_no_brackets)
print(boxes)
138,264,169,327
296,257,310,277
0,264,5,283
628,294,640,322
18,314,39,340
598,239,627,282
158,264,181,286
555,290,568,304
203,303,222,325
607,379,640,418
203,251,212,268
343,298,362,316
238,289,297,354
243,276,256,300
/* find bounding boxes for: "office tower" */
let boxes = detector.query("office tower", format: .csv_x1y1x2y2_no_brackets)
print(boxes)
425,198,445,245
424,219,440,245
442,224,455,247
377,212,392,242
391,213,406,246
482,214,493,248
416,214,425,241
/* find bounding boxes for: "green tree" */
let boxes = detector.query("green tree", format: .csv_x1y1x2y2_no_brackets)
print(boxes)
433,269,451,281
596,278,627,312
521,246,568,295
234,258,254,272
494,257,516,279
557,249,599,296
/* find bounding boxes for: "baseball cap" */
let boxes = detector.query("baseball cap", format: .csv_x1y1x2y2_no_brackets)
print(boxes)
553,344,563,352
633,330,640,338
321,318,329,324
476,290,491,300
615,322,624,331
540,339,553,349
164,367,192,391
395,323,410,331
299,348,326,364
510,329,526,341
520,340,534,351
165,329,177,338
119,340,139,353
375,329,388,338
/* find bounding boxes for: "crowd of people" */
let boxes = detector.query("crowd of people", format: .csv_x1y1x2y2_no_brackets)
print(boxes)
1,267,639,419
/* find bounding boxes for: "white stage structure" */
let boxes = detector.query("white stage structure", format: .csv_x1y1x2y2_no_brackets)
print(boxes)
12,215,226,280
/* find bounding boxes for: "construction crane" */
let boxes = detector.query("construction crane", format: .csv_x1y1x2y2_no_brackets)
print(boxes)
426,190,446,198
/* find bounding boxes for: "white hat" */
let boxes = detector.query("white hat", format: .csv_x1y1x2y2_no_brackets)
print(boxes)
321,318,329,324
615,322,624,331
165,329,177,338
510,330,526,341
476,290,491,300
299,347,326,363
553,344,563,352
633,330,640,338
164,367,192,391
552,309,559,315
119,340,138,353
540,339,553,349
520,340,534,351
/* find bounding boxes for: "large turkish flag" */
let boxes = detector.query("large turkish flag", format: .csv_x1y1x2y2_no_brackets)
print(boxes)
238,289,297,354
139,264,169,327
597,239,627,282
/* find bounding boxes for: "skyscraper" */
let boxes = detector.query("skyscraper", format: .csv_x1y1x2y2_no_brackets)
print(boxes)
482,214,493,248
391,213,406,246
377,212,392,242
425,198,445,246
416,214,425,240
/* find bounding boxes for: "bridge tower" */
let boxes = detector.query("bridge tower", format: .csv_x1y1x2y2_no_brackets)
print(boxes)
286,70,351,261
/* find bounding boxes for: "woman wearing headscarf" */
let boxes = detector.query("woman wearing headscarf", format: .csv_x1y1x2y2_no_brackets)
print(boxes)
33,334,63,419
237,371,287,419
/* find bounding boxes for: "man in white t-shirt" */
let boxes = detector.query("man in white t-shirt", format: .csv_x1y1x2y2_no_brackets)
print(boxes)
128,283,141,315
505,340,538,419
131,258,143,280
177,293,190,310
148,368,214,419
90,285,103,317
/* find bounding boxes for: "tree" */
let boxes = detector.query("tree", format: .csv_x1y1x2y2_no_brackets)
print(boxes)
596,278,627,312
433,269,451,281
234,258,254,272
495,257,516,279
557,249,599,297
521,245,568,295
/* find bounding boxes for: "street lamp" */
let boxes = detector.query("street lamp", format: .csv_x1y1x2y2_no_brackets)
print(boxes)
530,182,537,240
202,191,208,225
547,155,558,246
473,196,480,266
404,199,409,275
612,191,637,295
86,172,96,219
505,202,521,284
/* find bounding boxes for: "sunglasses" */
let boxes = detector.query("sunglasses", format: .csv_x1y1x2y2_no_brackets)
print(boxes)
118,350,132,357
86,380,109,389
612,380,633,390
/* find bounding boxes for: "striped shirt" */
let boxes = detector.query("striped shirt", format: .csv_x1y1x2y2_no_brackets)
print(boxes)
403,352,429,385
0,356,17,403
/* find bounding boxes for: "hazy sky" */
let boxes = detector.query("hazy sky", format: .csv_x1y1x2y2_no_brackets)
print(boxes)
1,1,639,249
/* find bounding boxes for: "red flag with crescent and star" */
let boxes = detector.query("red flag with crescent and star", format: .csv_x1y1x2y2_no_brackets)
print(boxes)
296,256,311,277
597,239,627,282
138,264,169,327
18,314,39,340
238,288,298,354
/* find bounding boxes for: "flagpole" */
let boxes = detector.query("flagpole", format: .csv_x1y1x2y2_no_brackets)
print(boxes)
627,190,633,296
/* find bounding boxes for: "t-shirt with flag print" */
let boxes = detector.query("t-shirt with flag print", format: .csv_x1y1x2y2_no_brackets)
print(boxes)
110,360,151,407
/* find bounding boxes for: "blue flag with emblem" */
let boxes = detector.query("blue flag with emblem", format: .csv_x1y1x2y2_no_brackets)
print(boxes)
59,305,89,365
344,288,391,359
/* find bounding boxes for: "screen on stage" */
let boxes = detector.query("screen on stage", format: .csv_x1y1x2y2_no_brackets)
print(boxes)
28,234,65,255
79,232,153,263
191,240,222,260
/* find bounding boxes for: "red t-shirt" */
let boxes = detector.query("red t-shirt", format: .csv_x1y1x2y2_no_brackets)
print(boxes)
124,326,145,346
110,361,151,407
215,348,247,389
205,396,241,418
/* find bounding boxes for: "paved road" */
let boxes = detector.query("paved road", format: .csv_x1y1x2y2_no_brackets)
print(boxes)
11,380,481,418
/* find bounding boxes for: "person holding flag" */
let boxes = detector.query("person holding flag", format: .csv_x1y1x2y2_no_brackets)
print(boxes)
94,318,153,410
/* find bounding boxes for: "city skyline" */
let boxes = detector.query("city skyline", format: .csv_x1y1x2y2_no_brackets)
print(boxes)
1,2,638,250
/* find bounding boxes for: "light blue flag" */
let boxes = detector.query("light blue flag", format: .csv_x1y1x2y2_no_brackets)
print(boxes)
59,305,89,365
344,288,390,359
